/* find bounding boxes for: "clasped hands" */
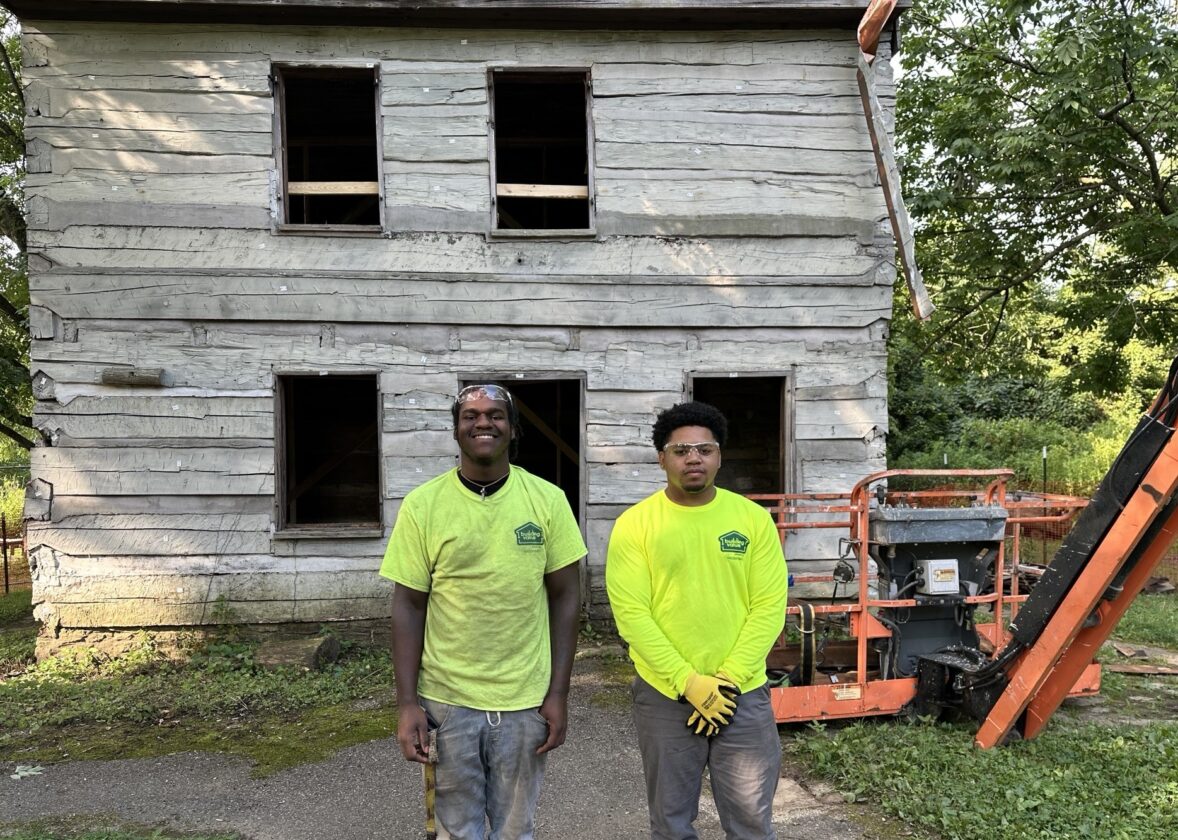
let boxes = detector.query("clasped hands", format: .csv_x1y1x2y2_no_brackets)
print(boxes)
682,671,740,738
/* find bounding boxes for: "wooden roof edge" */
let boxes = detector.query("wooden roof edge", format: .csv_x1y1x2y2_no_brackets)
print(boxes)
7,0,912,30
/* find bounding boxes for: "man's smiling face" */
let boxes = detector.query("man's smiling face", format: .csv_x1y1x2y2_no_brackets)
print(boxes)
455,395,512,466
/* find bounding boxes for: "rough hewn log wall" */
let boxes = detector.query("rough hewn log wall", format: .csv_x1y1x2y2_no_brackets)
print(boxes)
22,21,894,637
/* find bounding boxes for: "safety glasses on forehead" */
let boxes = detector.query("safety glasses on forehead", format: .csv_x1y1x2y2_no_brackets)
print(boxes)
662,442,720,458
456,384,514,406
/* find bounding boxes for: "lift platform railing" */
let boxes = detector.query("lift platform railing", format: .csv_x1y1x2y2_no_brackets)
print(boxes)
748,475,1094,725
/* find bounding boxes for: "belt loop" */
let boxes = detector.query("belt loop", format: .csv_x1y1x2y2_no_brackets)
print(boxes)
486,711,501,727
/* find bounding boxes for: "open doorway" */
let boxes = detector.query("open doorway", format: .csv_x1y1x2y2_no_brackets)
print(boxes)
689,374,793,495
462,376,584,524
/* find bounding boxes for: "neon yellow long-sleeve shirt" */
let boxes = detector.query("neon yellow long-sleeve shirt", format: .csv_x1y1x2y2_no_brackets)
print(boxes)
606,488,788,699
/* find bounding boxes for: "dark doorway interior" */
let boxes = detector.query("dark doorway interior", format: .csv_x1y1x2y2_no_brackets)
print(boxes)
691,376,790,495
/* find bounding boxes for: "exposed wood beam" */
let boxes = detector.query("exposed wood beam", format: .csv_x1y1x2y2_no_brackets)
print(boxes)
288,181,380,196
497,184,589,200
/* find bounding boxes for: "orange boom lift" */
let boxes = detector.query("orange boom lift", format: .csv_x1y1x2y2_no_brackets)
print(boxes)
756,355,1178,747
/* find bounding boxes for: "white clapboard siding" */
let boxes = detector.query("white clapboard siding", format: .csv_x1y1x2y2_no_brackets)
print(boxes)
25,59,273,93
27,24,862,67
596,143,875,176
593,112,870,151
35,396,273,441
46,88,272,118
27,111,272,135
27,171,270,206
30,230,883,278
385,456,460,497
50,150,273,176
381,73,489,107
30,279,890,330
31,447,275,495
50,494,274,519
28,514,274,556
795,397,890,442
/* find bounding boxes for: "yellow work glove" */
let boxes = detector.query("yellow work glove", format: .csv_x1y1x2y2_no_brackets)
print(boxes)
682,672,740,734
686,709,720,737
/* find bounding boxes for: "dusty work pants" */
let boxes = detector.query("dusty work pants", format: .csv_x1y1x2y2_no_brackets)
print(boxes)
631,677,781,840
420,697,549,840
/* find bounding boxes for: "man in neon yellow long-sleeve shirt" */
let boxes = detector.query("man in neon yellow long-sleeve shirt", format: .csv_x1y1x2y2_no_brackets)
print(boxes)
606,401,787,840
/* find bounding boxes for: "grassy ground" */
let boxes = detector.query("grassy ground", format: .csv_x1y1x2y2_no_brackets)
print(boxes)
785,593,1178,840
3,586,1176,840
0,589,35,675
1109,593,1178,648
0,598,396,778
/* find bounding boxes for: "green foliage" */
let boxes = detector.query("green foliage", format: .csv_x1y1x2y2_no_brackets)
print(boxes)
898,412,1139,493
0,9,30,451
1,472,23,529
790,718,1178,838
1114,594,1178,648
888,322,1148,490
890,0,1177,475
896,0,1178,384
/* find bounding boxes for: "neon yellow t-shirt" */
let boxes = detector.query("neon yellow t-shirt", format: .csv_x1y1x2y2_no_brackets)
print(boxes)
606,487,787,700
380,467,587,711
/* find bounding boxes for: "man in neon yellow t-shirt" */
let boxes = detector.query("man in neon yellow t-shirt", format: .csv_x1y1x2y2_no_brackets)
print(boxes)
607,401,787,840
380,384,586,840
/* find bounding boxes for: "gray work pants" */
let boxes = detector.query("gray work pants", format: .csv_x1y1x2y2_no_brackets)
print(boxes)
631,677,781,840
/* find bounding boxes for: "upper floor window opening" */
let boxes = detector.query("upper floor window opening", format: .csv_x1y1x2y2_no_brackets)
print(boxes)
274,65,382,230
490,70,594,233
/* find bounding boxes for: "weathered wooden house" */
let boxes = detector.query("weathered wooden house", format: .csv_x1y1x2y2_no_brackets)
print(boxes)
10,0,911,654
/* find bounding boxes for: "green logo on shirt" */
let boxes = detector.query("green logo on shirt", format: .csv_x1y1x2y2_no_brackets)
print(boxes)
718,531,750,554
515,522,545,546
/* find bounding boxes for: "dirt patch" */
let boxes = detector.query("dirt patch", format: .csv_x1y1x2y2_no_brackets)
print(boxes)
1058,642,1178,728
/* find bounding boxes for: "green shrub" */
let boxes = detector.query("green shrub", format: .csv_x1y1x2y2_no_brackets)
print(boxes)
0,475,23,534
895,412,1140,495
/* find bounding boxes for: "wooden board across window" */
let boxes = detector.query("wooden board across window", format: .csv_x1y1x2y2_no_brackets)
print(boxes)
288,181,380,196
496,183,589,199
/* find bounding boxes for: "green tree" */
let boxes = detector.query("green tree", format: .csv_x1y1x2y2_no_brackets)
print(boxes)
888,0,1178,478
0,6,30,453
895,0,1178,395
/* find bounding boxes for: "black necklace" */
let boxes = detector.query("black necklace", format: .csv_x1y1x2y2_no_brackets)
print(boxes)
458,469,510,499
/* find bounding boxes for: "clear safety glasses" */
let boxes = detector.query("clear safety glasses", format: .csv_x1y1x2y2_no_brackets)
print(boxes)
455,384,515,407
662,442,720,458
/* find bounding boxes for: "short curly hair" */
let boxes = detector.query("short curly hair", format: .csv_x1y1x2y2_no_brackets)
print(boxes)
652,401,728,452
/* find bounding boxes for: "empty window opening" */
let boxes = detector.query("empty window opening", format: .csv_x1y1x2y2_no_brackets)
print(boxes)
690,376,793,495
466,377,583,523
277,66,381,226
491,72,592,231
278,374,381,527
